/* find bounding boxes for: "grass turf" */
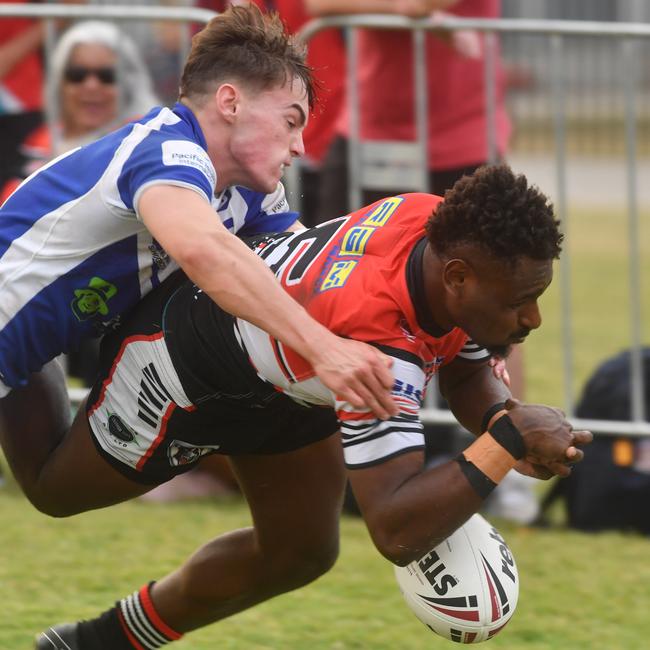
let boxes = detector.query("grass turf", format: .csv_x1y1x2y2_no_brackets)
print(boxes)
2,488,650,650
1,205,649,648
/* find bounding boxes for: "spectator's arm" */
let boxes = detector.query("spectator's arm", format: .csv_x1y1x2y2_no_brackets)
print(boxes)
0,22,44,80
306,0,460,19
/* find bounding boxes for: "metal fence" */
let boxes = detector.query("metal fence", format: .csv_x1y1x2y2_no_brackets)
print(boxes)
1,5,648,436
298,14,650,436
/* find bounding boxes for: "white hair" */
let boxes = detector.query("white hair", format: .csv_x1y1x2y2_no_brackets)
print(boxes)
48,20,159,148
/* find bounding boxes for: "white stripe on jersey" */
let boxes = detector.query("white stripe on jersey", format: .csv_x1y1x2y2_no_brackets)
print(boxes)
0,190,141,330
237,318,429,468
337,357,426,467
88,334,193,470
101,108,185,216
341,422,424,468
218,188,249,233
0,109,185,331
456,339,491,362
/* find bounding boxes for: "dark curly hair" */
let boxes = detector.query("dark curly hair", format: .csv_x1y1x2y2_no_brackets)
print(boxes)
426,164,563,264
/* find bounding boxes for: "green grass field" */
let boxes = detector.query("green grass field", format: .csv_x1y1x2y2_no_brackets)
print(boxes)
1,205,649,649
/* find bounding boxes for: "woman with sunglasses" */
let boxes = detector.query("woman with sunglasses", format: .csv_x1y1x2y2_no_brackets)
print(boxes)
0,20,158,203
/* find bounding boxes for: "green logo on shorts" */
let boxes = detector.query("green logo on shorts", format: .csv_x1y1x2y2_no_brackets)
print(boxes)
71,276,117,321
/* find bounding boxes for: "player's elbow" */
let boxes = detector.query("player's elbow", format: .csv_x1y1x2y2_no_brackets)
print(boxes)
369,520,439,567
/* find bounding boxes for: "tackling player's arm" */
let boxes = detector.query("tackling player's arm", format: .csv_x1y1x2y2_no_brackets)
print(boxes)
138,185,397,419
347,356,591,566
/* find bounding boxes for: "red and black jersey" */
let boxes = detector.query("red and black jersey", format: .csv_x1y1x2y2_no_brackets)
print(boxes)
234,194,489,467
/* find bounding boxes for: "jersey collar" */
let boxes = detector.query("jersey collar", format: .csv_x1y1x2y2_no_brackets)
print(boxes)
172,102,209,152
406,236,449,338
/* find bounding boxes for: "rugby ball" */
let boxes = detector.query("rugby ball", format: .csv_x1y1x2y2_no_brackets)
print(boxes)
394,514,519,644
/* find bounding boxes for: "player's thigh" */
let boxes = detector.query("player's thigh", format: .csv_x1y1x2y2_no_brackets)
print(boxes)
0,359,70,444
35,398,152,515
0,359,72,491
231,434,346,552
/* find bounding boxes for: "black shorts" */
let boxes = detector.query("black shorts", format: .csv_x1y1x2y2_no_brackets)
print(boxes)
86,271,338,485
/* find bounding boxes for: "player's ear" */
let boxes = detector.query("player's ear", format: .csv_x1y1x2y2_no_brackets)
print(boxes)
443,258,472,299
215,83,239,123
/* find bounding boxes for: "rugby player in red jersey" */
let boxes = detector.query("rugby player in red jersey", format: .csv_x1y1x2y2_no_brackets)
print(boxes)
35,165,591,649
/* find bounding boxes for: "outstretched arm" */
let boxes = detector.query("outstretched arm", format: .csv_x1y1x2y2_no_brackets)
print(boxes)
347,357,591,565
139,185,397,419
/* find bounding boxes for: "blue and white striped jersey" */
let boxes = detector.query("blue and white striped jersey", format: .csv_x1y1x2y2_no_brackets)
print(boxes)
0,103,298,395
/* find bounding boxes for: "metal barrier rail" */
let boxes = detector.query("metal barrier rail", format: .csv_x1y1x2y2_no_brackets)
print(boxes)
298,15,649,435
0,3,216,23
1,6,647,436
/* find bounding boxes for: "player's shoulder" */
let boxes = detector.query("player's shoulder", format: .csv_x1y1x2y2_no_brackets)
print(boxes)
353,193,442,228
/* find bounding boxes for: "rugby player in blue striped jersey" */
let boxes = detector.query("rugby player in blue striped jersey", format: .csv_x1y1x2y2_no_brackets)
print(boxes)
0,5,397,514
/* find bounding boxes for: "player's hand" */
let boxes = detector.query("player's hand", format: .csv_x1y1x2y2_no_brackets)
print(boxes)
311,335,397,420
430,11,482,58
396,0,442,18
488,355,511,387
504,398,593,477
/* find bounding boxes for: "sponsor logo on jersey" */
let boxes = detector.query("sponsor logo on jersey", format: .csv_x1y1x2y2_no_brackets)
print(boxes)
320,260,357,291
71,276,117,321
107,413,137,442
161,140,216,186
149,239,170,271
168,440,221,466
393,379,423,405
399,319,417,343
340,226,375,256
362,196,404,227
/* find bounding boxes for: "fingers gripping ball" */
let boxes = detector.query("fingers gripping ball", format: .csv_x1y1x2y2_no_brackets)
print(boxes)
394,514,519,643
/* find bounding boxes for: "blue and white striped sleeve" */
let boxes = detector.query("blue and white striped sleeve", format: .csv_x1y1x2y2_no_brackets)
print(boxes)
120,135,216,215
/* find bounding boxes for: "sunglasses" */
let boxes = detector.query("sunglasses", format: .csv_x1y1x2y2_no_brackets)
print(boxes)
63,66,117,85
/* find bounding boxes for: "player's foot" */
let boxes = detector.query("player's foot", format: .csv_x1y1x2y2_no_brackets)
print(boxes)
34,622,80,649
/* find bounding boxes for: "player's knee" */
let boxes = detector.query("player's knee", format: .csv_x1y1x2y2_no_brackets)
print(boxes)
272,536,340,589
28,496,75,518
23,486,86,518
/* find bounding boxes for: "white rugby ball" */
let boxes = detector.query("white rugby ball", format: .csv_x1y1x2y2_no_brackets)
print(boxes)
394,513,519,644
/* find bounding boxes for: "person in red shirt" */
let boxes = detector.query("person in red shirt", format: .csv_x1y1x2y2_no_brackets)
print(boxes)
310,0,510,215
34,165,591,649
0,0,44,193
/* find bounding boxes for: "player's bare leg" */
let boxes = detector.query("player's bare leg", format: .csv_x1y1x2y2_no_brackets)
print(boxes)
0,381,151,515
36,435,346,648
152,433,346,631
0,360,73,501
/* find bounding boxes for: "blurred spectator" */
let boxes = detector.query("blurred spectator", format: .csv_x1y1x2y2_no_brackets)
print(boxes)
1,19,158,203
0,0,44,194
310,0,511,217
88,0,195,105
199,0,346,226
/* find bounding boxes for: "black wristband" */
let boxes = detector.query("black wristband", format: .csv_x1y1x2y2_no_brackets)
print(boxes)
455,455,497,499
481,402,506,433
489,414,526,460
